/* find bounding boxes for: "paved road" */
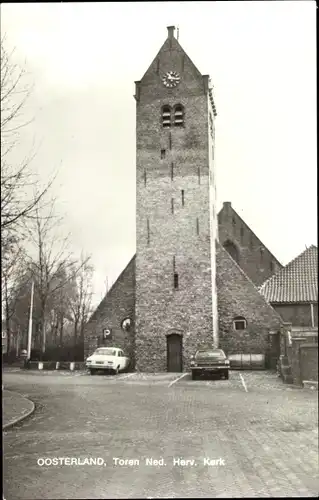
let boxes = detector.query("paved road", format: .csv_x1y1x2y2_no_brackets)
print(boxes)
3,370,318,499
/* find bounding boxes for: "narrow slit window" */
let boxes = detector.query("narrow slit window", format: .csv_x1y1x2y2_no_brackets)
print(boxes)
144,169,147,186
174,104,184,127
171,198,174,214
147,219,150,245
171,162,174,180
161,149,166,159
198,167,201,184
162,105,171,128
169,132,172,150
196,218,199,235
174,273,179,290
181,190,185,206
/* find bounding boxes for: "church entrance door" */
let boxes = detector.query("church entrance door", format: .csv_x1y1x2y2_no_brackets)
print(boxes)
167,334,183,372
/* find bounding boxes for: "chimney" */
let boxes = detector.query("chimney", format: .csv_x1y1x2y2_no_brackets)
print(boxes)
202,75,209,94
167,26,175,39
223,202,232,208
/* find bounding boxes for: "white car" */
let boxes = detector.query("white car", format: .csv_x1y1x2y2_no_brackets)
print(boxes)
86,347,130,375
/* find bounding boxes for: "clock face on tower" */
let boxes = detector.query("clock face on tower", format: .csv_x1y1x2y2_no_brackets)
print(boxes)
162,71,181,88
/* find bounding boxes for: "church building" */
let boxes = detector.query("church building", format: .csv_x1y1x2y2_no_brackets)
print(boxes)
84,27,285,371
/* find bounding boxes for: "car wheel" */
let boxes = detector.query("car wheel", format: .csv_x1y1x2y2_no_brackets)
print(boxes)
89,368,96,375
113,366,120,375
224,371,229,380
192,372,197,380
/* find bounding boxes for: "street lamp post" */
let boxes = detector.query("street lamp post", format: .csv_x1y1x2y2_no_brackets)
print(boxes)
27,281,34,361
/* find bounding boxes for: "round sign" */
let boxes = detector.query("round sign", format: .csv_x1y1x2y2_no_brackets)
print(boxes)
121,318,132,331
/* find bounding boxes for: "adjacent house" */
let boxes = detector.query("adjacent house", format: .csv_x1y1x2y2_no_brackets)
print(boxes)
259,245,318,328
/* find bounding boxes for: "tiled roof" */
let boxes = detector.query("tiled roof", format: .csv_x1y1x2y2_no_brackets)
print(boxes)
259,245,318,303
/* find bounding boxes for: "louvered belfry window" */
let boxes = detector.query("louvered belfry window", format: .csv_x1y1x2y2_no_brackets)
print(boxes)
162,105,172,128
174,104,184,127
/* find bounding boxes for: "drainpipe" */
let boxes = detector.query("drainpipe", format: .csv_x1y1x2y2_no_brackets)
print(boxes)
310,303,315,327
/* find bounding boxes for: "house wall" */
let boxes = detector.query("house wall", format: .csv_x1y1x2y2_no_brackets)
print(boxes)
83,257,136,367
272,303,315,327
216,242,282,361
218,202,282,287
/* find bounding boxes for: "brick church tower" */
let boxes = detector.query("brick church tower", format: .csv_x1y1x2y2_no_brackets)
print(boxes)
134,26,218,372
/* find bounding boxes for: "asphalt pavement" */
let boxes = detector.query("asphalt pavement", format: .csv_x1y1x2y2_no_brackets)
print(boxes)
2,369,319,499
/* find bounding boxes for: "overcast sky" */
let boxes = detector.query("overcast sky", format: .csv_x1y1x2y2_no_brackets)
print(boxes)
1,1,316,307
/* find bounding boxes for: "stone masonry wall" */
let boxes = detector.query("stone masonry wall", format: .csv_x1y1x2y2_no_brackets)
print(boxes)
218,202,283,287
216,242,282,357
84,257,136,367
135,30,218,372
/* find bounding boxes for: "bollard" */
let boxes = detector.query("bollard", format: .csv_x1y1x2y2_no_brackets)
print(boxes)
56,361,60,370
70,362,75,371
38,361,43,370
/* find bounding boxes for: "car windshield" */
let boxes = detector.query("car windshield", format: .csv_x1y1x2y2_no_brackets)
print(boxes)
195,350,225,358
94,348,116,356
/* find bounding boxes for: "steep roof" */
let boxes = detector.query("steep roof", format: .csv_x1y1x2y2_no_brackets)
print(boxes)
259,245,318,303
139,26,203,84
218,202,282,268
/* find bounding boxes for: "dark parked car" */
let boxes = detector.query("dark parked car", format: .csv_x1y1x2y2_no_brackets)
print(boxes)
190,348,230,380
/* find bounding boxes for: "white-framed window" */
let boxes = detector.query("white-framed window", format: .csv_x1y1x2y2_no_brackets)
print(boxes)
233,316,247,331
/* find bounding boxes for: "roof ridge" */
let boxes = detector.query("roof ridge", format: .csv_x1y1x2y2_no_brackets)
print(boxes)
281,245,318,272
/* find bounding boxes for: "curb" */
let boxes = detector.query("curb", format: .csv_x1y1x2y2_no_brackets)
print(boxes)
303,380,318,391
3,390,36,430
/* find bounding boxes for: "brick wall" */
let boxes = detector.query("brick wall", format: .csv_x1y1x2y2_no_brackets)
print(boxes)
135,30,218,372
216,242,282,358
84,257,136,366
272,303,313,327
218,202,282,287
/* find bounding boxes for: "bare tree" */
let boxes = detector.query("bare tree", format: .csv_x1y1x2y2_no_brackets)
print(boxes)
1,235,27,353
68,254,94,346
1,36,55,235
24,200,90,353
